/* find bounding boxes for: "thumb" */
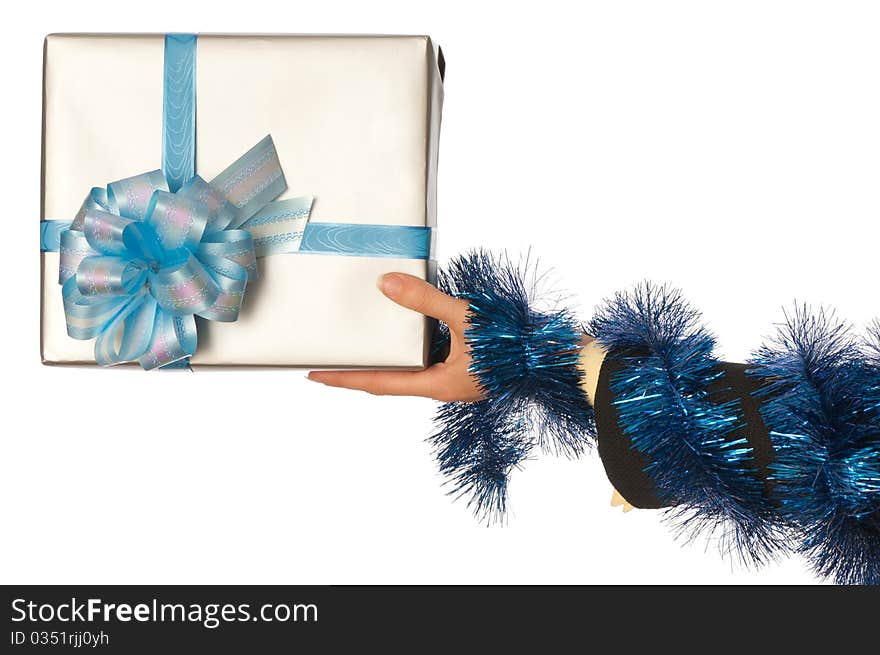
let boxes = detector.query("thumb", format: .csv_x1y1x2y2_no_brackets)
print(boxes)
378,273,466,324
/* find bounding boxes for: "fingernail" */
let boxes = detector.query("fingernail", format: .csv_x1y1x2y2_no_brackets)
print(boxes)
379,273,402,298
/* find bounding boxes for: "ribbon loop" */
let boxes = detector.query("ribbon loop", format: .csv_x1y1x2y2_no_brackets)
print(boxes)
94,292,157,366
144,190,209,252
59,228,97,284
149,249,221,315
139,311,197,370
106,170,169,220
70,187,111,232
196,254,249,322
179,176,238,232
75,256,147,299
121,220,166,264
83,210,136,256
198,229,257,278
61,277,131,340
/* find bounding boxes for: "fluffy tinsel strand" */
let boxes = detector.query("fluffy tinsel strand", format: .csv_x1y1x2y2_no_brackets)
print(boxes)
431,400,535,521
429,250,595,521
750,308,880,584
589,283,781,566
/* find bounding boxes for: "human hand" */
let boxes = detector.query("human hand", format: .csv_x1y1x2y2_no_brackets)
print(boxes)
307,273,485,402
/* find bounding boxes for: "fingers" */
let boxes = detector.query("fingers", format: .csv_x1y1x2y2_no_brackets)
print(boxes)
379,273,468,326
308,369,444,399
610,489,634,513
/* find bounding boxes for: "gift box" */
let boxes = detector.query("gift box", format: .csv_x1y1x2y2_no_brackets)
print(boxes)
40,34,443,369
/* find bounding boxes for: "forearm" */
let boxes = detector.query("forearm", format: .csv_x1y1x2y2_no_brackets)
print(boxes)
578,336,605,406
579,335,772,511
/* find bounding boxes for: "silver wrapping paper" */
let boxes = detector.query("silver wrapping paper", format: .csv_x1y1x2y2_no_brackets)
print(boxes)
40,34,443,368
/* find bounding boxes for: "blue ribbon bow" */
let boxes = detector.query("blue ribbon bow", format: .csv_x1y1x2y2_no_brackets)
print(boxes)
58,136,310,369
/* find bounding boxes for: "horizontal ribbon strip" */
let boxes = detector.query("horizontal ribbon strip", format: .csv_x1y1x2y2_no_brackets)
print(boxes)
43,220,434,260
299,223,434,259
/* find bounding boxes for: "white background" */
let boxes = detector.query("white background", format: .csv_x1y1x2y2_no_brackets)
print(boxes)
2,0,877,584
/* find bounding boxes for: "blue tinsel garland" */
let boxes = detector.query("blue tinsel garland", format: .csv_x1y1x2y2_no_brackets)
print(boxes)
429,250,595,522
431,399,535,519
750,308,880,585
589,283,781,565
427,252,880,582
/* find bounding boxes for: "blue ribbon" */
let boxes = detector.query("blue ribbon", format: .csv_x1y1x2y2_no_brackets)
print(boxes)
300,223,433,259
162,34,197,193
40,220,71,252
40,33,433,368
44,218,434,260
57,136,306,369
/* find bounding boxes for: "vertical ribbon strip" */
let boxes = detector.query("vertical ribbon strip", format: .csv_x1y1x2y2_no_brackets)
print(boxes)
162,34,197,193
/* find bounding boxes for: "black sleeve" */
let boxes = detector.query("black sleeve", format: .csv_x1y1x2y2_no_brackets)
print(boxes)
593,357,774,509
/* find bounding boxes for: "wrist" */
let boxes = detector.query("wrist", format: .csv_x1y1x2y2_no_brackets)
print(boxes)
577,335,606,407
